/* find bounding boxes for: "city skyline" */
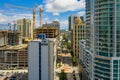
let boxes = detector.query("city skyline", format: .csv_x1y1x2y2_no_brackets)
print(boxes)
0,0,120,80
0,0,85,30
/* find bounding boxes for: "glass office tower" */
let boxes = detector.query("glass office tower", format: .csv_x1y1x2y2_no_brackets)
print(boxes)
85,0,120,80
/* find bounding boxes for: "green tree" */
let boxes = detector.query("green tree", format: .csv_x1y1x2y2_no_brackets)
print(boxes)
70,51,74,57
63,34,66,40
72,57,78,66
67,42,71,50
59,69,67,80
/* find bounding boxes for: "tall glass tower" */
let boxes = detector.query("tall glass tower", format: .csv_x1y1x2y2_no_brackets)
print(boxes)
85,0,120,80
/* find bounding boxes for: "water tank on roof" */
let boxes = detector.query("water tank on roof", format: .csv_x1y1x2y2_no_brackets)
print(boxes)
37,34,46,40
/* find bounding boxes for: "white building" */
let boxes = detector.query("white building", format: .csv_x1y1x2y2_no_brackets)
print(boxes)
28,39,54,80
85,0,120,80
79,40,86,63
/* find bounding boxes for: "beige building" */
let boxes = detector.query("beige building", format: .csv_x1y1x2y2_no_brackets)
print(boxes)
0,31,8,46
0,44,28,69
72,17,85,56
17,18,33,43
35,26,59,39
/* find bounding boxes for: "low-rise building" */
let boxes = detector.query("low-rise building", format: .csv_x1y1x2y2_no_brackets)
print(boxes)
0,44,28,69
0,30,7,46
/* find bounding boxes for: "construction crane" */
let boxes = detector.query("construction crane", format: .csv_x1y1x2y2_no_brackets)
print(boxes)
5,3,43,29
39,6,42,27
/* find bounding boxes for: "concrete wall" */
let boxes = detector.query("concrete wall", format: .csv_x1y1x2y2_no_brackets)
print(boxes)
41,45,49,80
28,41,40,80
48,41,54,80
28,40,54,80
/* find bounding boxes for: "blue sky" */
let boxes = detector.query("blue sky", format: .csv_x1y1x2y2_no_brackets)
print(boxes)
0,0,85,30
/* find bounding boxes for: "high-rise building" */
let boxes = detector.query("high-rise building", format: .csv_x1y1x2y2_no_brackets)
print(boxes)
68,15,84,31
35,26,59,40
28,37,54,80
43,20,60,41
72,17,85,56
79,40,86,63
17,18,33,43
85,0,120,80
43,20,60,28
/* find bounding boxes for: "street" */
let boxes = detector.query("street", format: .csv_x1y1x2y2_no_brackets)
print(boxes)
55,48,85,80
55,33,87,80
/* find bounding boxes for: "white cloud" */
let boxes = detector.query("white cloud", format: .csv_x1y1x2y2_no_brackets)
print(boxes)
42,16,50,25
60,19,68,30
77,11,85,16
45,0,85,15
54,18,59,22
0,13,33,24
0,13,9,23
53,13,60,16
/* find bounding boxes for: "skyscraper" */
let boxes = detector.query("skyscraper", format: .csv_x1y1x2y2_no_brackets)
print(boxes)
28,37,54,80
68,15,77,31
85,0,120,80
72,17,85,56
17,18,33,43
68,15,84,31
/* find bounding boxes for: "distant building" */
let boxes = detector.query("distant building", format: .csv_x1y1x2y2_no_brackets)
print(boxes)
43,20,60,28
68,15,84,31
28,37,54,80
43,20,60,41
35,26,59,40
60,31,71,42
17,18,33,43
0,31,8,46
72,17,85,56
0,30,21,46
8,30,21,45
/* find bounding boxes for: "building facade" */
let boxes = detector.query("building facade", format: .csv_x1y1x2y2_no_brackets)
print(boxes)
35,26,59,39
0,44,28,69
72,17,85,56
68,15,77,31
8,30,21,45
68,15,84,31
43,20,60,41
17,18,33,42
0,31,8,46
28,38,54,80
85,0,120,80
0,30,22,46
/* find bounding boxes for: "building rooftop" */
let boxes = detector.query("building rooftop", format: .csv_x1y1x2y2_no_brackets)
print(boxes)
0,30,21,33
75,17,84,25
47,38,56,42
0,44,27,50
36,26,59,29
31,38,56,45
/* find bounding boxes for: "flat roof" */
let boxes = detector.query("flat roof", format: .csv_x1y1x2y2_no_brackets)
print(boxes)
0,44,27,50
